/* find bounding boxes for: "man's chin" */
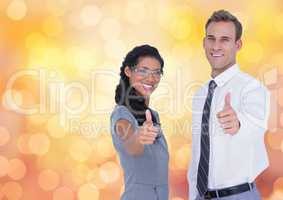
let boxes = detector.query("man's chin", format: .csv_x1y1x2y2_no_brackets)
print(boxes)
211,64,224,70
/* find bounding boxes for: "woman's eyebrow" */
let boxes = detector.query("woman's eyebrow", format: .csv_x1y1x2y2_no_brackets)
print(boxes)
138,66,150,70
139,66,161,71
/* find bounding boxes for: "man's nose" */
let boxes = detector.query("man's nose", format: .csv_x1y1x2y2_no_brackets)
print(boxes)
212,40,222,51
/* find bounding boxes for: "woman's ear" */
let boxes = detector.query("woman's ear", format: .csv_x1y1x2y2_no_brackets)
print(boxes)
124,66,132,78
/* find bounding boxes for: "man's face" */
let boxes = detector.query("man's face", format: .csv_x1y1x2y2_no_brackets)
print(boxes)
203,21,242,76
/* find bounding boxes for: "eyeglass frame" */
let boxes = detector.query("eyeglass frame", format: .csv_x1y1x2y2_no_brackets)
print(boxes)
131,66,163,79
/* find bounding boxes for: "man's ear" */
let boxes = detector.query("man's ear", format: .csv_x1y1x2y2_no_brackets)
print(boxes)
124,66,131,78
236,39,242,51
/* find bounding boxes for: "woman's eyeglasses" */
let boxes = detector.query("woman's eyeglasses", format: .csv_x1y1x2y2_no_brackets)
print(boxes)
132,67,163,79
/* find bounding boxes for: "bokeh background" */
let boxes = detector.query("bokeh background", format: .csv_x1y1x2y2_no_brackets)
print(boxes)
0,0,283,199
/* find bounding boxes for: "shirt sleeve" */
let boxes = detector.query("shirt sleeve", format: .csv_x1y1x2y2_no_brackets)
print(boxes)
237,79,270,140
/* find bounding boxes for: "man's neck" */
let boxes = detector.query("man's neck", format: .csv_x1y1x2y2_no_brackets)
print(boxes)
211,62,236,78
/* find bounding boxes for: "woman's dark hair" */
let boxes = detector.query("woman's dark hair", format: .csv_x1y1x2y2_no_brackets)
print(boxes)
115,44,164,125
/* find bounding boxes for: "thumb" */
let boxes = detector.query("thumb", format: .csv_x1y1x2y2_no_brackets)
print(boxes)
224,93,231,108
145,109,153,124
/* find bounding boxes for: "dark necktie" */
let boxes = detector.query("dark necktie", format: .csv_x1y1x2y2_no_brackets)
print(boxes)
197,80,217,197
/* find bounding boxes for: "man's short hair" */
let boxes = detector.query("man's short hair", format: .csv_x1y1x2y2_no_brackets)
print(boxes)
205,10,242,41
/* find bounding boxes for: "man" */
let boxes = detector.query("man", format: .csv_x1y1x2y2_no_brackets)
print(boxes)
187,10,270,200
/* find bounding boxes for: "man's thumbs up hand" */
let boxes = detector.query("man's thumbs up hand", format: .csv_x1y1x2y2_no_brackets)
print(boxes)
224,92,231,108
217,93,240,135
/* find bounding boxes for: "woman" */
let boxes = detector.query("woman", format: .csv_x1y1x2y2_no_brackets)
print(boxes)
110,44,169,200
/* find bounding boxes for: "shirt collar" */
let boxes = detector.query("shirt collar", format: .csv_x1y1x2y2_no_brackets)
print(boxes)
212,64,240,87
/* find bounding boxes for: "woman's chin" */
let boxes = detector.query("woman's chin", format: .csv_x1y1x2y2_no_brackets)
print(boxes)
138,90,153,98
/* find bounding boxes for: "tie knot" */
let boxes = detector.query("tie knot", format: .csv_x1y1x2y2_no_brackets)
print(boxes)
209,80,217,90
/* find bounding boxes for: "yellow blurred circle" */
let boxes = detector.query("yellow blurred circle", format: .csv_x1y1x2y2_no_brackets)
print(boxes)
125,1,145,25
65,46,97,70
80,5,102,27
170,18,192,40
0,156,9,177
0,126,10,146
78,183,99,200
104,39,126,60
25,32,47,49
29,133,50,156
65,88,86,109
46,1,68,17
86,168,107,189
99,161,120,184
99,18,121,41
38,169,60,191
93,136,115,162
162,8,195,40
242,41,263,63
1,181,23,200
53,186,74,200
6,0,27,21
71,164,90,186
28,45,64,70
69,139,92,162
8,158,26,180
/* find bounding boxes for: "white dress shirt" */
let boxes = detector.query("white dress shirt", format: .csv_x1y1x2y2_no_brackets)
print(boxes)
187,64,270,200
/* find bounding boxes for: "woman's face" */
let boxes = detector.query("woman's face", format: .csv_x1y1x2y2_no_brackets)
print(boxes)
125,56,162,97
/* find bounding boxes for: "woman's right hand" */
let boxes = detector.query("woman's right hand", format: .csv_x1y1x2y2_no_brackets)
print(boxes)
115,109,160,155
137,110,159,145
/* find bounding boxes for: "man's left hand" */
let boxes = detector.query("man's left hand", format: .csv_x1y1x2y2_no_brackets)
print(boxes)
217,93,240,135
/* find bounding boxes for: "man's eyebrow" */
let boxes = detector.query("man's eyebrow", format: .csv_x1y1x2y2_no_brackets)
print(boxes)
221,36,232,40
206,35,232,40
206,35,215,38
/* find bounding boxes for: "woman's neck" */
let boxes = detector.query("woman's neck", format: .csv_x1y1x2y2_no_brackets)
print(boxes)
145,97,149,107
134,89,150,107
